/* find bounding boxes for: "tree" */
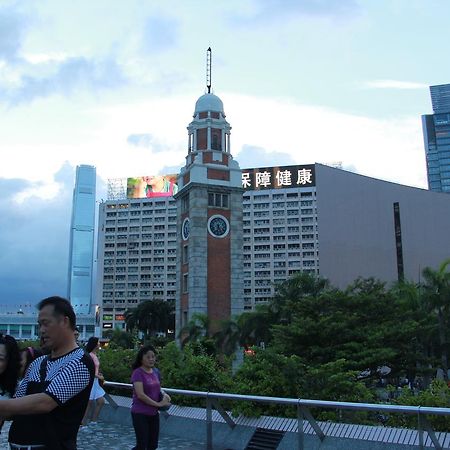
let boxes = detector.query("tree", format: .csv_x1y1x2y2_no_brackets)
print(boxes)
421,258,450,380
213,318,241,356
178,313,214,353
103,329,136,349
125,299,175,340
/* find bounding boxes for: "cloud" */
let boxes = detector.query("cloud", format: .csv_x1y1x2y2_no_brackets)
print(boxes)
0,163,75,307
362,80,429,90
127,133,168,153
236,145,296,169
141,15,180,53
230,0,359,24
1,56,127,105
0,4,29,62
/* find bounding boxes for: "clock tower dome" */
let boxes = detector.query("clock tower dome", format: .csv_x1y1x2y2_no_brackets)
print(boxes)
175,49,243,337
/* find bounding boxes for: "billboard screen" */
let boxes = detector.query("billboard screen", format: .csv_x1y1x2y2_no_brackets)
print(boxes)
241,164,315,191
126,174,179,199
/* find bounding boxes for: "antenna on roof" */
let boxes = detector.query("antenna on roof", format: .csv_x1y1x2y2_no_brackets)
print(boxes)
206,47,212,93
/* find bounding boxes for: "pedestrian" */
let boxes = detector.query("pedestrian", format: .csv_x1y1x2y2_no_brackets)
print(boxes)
131,345,171,450
74,327,80,346
19,346,44,379
0,296,95,449
0,334,21,433
82,337,105,425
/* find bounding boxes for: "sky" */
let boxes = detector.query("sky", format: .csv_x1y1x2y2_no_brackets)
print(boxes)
1,0,449,310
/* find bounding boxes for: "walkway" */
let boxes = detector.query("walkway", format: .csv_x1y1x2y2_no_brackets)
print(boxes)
1,421,206,450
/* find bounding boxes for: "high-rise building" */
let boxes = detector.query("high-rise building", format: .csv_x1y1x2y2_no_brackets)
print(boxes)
68,164,96,315
422,84,450,192
95,161,450,333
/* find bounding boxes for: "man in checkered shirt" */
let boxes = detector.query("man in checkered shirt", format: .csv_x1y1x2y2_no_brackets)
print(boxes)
0,296,94,449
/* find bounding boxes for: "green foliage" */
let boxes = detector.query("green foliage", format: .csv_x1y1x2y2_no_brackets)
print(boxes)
103,329,136,349
125,299,175,339
157,341,232,407
98,347,135,384
389,380,450,431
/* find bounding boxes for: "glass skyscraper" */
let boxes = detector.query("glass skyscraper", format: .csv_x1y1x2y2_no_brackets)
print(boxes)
68,165,96,314
422,84,450,192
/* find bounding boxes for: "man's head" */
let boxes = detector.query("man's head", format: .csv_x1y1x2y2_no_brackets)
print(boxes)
37,296,76,352
74,327,80,343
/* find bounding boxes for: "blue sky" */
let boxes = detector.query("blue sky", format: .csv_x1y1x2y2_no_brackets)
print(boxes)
0,0,449,309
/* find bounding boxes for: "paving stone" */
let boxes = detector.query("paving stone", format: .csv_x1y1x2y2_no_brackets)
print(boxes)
1,421,205,449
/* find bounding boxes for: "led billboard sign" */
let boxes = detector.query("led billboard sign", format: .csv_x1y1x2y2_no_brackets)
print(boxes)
126,174,179,199
241,164,315,191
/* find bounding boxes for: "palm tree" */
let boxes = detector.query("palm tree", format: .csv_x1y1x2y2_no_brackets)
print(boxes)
125,299,175,340
422,258,450,380
213,318,241,356
178,313,210,347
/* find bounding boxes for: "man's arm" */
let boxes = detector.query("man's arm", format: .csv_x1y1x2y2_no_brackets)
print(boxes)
0,393,58,419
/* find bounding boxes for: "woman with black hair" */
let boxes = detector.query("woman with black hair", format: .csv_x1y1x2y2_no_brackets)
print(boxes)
0,334,20,431
82,337,105,425
130,345,171,450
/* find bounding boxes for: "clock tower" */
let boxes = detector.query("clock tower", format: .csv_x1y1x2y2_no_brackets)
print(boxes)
175,49,243,336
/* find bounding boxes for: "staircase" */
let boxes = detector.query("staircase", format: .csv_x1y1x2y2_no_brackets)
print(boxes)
245,427,285,449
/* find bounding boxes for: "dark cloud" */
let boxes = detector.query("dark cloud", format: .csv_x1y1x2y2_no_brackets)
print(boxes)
141,15,179,53
127,133,167,153
0,163,75,307
0,4,28,62
236,144,296,169
1,56,127,106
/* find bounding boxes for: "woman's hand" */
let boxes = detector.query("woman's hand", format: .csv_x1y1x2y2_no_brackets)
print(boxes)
159,393,171,407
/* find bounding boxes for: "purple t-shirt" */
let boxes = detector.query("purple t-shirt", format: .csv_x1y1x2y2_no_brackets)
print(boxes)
131,367,161,416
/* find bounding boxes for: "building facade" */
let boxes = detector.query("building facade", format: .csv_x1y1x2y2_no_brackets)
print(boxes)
67,164,97,315
422,84,450,193
96,197,178,331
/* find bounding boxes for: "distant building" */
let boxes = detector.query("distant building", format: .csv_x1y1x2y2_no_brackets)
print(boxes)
68,165,97,315
0,312,95,342
96,195,178,331
422,84,450,192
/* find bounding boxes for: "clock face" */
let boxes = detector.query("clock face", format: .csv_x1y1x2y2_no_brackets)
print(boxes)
208,215,229,238
182,217,190,240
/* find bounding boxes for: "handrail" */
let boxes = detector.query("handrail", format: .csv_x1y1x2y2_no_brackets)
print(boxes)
103,381,450,450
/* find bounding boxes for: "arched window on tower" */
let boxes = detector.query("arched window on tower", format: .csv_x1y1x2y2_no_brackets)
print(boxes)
211,133,220,150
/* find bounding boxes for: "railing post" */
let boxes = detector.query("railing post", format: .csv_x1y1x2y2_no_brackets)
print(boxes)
206,393,213,450
297,400,304,450
418,407,424,450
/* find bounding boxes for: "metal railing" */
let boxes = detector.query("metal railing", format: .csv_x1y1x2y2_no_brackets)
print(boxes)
104,381,450,450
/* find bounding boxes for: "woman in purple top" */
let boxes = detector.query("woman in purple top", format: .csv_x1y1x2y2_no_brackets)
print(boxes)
131,345,171,450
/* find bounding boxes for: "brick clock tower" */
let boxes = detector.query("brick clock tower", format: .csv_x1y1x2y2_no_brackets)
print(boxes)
175,51,243,336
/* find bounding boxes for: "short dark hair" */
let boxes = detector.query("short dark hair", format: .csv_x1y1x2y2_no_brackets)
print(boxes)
37,296,76,330
132,345,156,370
85,337,99,353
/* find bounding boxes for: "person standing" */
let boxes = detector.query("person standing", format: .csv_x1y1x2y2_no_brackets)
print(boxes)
0,334,20,433
0,296,94,449
82,337,105,425
131,345,170,450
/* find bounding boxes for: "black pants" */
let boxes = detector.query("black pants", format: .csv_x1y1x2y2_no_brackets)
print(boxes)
131,412,160,450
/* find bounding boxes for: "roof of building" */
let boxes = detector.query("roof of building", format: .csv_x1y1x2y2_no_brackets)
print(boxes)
194,93,224,114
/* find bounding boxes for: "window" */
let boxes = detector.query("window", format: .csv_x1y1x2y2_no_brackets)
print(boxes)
183,245,189,264
208,192,229,208
183,273,189,293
